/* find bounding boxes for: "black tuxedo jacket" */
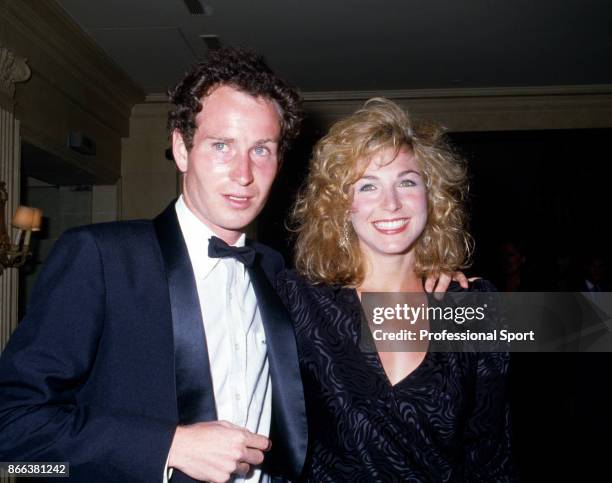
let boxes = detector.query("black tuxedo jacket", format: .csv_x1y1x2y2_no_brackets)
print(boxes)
0,203,307,482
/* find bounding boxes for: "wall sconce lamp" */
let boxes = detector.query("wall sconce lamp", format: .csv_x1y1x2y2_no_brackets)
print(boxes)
0,181,42,276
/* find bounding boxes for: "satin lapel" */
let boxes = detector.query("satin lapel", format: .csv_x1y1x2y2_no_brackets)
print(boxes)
246,256,307,480
153,203,217,424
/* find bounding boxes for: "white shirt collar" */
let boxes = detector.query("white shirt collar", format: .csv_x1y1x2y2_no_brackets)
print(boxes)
175,195,246,279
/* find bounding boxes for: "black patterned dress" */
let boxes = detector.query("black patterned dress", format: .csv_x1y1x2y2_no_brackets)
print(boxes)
277,271,515,482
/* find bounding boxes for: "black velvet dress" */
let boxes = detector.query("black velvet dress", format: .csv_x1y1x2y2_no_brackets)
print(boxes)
277,271,515,482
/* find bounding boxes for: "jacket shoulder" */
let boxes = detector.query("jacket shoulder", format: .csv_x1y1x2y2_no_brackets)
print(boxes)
84,219,153,236
61,219,155,245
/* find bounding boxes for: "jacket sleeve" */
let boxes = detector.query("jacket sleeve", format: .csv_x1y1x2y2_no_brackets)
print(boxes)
0,228,176,482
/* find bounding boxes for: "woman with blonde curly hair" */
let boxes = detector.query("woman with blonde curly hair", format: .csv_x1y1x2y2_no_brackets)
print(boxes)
277,98,514,481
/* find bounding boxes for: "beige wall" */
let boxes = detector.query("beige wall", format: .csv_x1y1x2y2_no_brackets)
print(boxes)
92,184,120,224
121,102,179,220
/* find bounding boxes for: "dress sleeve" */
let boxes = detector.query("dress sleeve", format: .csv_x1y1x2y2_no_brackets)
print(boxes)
463,351,517,481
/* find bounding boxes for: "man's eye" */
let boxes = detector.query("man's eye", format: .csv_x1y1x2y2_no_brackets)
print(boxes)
399,179,416,187
213,142,227,152
358,184,376,192
253,146,269,156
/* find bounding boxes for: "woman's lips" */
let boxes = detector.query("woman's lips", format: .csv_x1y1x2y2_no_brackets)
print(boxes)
372,218,410,234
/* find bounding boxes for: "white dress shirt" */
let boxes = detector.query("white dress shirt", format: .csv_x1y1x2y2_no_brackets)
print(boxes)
168,197,272,482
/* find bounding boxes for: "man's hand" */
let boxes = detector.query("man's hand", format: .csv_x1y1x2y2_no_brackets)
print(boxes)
425,271,480,298
168,420,271,483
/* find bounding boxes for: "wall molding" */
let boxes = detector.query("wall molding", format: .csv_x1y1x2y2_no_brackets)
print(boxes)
144,84,612,132
145,93,172,104
301,84,612,132
301,84,612,102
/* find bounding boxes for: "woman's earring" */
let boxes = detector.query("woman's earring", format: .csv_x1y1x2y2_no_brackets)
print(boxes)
340,218,351,250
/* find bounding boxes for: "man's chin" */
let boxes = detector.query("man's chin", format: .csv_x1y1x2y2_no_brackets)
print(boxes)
218,217,257,234
215,205,265,233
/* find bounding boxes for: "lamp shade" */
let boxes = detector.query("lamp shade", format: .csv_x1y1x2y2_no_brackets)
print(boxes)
11,206,34,230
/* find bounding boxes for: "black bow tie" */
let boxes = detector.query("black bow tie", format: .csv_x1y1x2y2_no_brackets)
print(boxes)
208,236,256,267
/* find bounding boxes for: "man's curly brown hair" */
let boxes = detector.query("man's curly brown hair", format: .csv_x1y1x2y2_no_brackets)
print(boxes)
167,48,301,159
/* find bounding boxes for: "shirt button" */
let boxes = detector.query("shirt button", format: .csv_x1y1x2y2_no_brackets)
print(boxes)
235,393,241,401
234,343,240,351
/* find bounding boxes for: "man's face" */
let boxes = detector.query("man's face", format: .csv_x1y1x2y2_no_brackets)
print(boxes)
173,85,281,244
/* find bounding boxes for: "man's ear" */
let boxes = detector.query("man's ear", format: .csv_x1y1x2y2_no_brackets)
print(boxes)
172,130,189,173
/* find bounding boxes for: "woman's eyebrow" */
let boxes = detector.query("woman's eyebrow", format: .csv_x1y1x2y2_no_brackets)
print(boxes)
397,169,421,177
359,169,421,180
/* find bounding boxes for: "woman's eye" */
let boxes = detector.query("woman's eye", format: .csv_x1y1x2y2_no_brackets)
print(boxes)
399,179,416,187
358,183,376,192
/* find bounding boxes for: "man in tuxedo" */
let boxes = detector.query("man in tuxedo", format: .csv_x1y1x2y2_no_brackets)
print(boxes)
0,48,306,482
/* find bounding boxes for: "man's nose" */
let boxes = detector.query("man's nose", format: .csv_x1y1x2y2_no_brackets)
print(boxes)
229,152,254,186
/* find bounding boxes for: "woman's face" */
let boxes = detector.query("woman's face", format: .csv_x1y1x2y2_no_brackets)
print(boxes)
350,146,428,259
